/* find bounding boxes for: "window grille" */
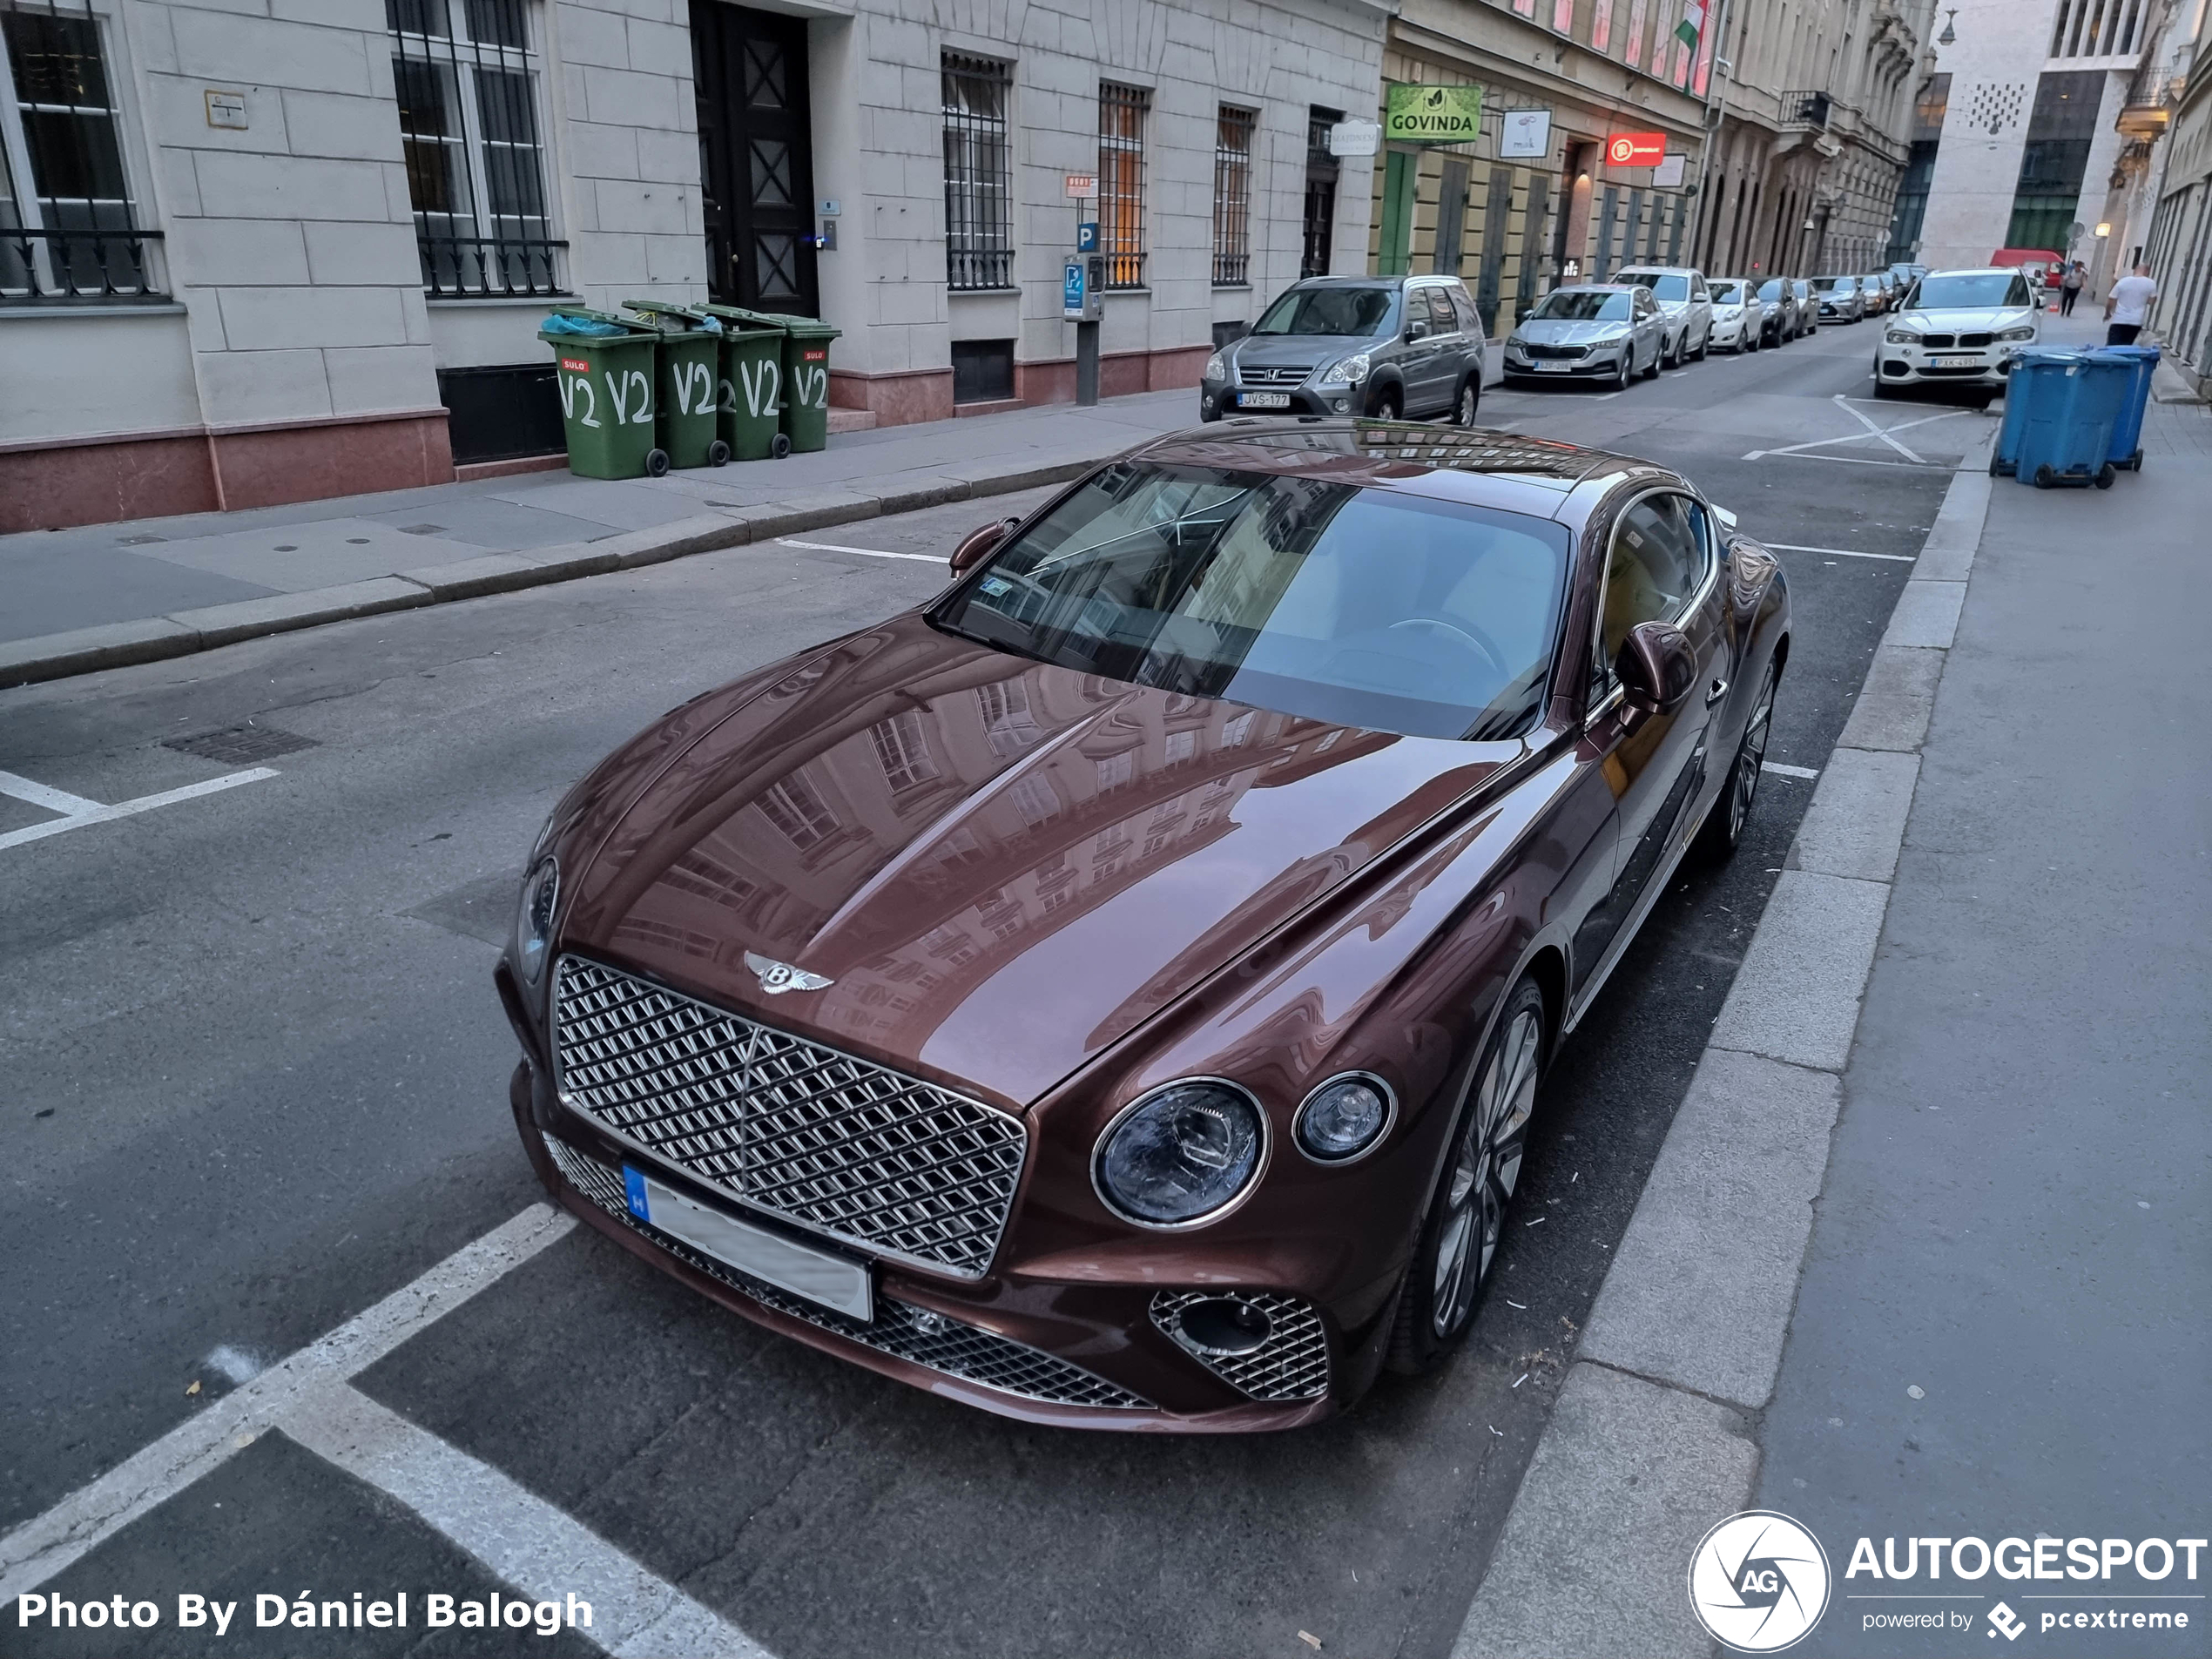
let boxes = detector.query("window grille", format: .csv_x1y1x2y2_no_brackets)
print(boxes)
1212,105,1254,287
1098,82,1148,289
388,0,563,297
942,53,1013,291
0,0,164,304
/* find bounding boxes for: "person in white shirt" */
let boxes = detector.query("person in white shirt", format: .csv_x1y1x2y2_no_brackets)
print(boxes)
2104,264,2158,346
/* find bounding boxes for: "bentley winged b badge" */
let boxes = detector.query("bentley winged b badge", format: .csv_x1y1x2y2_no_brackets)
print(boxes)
744,951,833,995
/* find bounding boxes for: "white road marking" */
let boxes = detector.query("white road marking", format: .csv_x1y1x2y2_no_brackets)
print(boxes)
1745,398,1976,469
0,1204,574,1605
1832,394,1928,462
0,769,103,816
1762,761,1821,779
1740,448,1954,470
286,1383,769,1659
774,536,943,563
0,767,279,853
1763,543,1918,562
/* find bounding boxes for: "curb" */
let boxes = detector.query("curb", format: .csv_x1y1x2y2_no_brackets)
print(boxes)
0,457,1103,691
1451,440,1998,1658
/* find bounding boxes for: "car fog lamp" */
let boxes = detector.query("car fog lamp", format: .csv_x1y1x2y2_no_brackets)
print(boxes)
1295,1075,1393,1163
1318,351,1370,388
1173,1296,1274,1356
1095,1080,1265,1226
515,856,559,984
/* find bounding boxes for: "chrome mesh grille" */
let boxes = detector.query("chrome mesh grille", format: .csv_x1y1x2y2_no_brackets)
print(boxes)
543,1132,1148,1410
553,956,1025,1278
1150,1291,1331,1402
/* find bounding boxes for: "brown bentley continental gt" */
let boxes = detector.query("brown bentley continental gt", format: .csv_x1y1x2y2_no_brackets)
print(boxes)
496,420,1788,1430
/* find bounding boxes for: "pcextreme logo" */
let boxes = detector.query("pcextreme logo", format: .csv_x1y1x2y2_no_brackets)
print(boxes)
1689,1511,1833,1652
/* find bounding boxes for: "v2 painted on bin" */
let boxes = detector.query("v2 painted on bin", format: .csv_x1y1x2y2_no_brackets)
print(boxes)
558,366,653,429
794,348,828,411
672,360,715,416
725,358,782,419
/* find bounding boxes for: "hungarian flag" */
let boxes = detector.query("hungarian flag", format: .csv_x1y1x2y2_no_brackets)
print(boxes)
1676,1,1704,46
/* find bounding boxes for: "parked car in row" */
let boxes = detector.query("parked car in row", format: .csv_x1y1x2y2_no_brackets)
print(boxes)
1612,266,1714,365
1199,275,1487,426
1874,266,2041,404
1758,277,1814,342
1707,280,1768,352
1810,275,1866,323
1501,284,1668,388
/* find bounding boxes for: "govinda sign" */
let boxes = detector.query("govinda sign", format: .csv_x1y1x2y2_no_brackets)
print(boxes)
1386,84,1481,144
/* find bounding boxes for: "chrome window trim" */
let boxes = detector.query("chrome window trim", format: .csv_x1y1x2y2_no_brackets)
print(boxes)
1586,482,1722,714
1291,1071,1399,1167
1090,1076,1273,1232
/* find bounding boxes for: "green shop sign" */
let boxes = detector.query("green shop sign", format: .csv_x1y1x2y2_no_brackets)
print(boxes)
1386,84,1482,144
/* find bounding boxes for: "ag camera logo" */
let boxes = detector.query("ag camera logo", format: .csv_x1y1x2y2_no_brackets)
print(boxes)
1689,1511,1832,1652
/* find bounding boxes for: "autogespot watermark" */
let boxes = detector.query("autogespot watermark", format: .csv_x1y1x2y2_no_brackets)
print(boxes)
12,1590,595,1638
1689,1514,2209,1650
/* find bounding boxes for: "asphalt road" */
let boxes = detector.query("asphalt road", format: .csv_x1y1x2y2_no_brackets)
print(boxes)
2,318,1978,1658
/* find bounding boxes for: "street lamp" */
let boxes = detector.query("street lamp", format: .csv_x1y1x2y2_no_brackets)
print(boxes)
1938,8,1957,45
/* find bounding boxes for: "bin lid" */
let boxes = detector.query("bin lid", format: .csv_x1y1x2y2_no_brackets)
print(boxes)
696,303,789,335
540,307,656,337
620,298,713,331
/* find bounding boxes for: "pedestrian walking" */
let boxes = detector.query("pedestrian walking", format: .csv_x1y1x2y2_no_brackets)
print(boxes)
2060,261,2085,316
2104,263,2157,345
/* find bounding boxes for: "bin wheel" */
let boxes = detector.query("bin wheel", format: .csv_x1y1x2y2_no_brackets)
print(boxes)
2033,464,2054,489
771,433,792,460
2094,462,2116,489
645,448,671,478
708,440,731,468
2128,450,2143,471
1988,457,2001,476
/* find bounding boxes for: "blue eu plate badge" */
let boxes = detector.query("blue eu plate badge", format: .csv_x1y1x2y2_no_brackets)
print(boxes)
623,1166,651,1221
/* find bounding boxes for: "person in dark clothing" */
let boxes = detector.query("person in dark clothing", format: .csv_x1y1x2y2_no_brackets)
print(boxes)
2060,261,2085,316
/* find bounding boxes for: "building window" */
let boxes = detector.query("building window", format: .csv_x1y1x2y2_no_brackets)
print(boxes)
1098,81,1149,289
870,711,941,792
1212,105,1254,287
387,0,562,298
0,2,164,304
756,772,840,850
1624,0,1649,66
942,52,1012,291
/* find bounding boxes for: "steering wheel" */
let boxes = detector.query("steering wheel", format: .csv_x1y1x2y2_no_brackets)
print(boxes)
1388,616,1511,680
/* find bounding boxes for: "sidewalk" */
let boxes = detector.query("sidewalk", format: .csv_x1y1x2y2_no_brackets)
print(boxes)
1454,342,2209,1655
0,388,1197,686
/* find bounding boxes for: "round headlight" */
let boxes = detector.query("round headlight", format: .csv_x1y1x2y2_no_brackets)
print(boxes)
1294,1074,1395,1163
515,856,558,984
1094,1080,1266,1227
1202,351,1228,383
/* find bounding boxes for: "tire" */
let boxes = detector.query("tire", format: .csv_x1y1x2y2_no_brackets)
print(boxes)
2033,463,2055,488
1661,333,1678,370
1692,327,1710,361
771,432,792,460
1699,659,1777,860
1873,378,1899,399
1612,350,1635,392
1386,976,1548,1376
1370,384,1404,421
2095,462,2116,489
707,439,731,467
1450,377,1480,426
644,448,671,478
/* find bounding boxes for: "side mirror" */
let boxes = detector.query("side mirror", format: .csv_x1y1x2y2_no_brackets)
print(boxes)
1615,620,1696,716
950,516,1018,575
1710,504,1739,535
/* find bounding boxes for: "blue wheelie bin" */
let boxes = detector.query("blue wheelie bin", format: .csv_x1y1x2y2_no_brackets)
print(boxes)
2007,349,2129,489
2097,344,2159,472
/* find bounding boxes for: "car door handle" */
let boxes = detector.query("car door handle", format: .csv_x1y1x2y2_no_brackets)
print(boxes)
1706,678,1729,705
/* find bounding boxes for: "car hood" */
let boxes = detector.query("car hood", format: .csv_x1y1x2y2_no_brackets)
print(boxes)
1893,307,2035,333
1231,334,1376,373
1514,319,1629,346
560,614,1517,1109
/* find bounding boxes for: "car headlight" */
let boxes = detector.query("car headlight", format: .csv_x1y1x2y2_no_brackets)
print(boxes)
1317,351,1370,387
1294,1074,1395,1163
1095,1079,1266,1226
515,856,559,984
1203,352,1227,383
1886,329,1919,345
1998,326,2036,342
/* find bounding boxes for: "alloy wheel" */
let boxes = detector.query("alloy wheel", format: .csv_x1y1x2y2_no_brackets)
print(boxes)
1728,666,1776,843
1453,380,1479,425
1429,1006,1541,1339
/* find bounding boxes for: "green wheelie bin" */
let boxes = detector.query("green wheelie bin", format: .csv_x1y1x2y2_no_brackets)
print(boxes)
622,300,729,469
537,309,666,478
716,307,842,455
697,304,789,461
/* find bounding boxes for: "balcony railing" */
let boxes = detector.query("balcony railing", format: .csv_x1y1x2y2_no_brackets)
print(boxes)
1781,90,1833,129
419,233,568,299
1,226,166,306
948,246,1014,291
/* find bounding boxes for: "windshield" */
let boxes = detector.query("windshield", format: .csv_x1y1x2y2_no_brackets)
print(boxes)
1810,277,1841,291
934,463,1571,741
1252,287,1395,337
1711,281,1746,304
1908,273,2030,310
1757,280,1785,301
1616,273,1689,301
1530,290,1632,321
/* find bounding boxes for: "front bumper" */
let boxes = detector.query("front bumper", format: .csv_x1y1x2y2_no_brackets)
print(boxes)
1200,383,1359,420
1501,345,1626,380
1878,347,2019,388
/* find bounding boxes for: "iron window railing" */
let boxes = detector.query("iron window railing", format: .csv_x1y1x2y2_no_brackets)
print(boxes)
1782,89,1832,129
942,52,1013,291
388,0,564,297
0,0,165,304
1098,82,1148,290
1212,105,1254,287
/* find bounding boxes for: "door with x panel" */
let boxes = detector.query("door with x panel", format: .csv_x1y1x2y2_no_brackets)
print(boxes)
692,1,817,315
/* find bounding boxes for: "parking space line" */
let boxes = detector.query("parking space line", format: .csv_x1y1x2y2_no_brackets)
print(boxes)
0,767,280,853
1763,543,1918,562
0,769,103,817
0,1204,574,1606
1761,762,1821,779
285,1383,771,1659
774,536,943,563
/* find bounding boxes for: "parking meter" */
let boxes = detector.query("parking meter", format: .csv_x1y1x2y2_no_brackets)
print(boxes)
1063,256,1103,322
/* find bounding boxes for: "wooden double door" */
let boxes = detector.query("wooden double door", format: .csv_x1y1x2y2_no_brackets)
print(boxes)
692,1,818,315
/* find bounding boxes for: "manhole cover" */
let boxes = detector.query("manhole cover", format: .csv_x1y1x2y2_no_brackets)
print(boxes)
164,725,320,764
399,523,446,536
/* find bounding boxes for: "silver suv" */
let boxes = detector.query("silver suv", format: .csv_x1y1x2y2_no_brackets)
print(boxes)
1610,266,1714,366
1201,275,1489,425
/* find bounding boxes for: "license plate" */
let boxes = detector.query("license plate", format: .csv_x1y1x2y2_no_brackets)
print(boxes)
624,1167,873,1319
1537,360,1572,372
1237,391,1291,409
1929,354,1979,369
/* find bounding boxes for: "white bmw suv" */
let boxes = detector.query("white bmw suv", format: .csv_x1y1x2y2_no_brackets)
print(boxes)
1875,268,2041,403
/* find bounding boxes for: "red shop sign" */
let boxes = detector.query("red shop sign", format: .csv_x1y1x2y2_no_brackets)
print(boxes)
1606,132,1667,167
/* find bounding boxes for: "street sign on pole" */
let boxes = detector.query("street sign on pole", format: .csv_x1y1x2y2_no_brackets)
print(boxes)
1063,173,1096,199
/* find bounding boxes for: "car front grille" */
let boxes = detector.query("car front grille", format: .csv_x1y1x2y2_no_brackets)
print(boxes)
1959,332,1994,347
1237,363,1312,388
552,955,1026,1279
1919,333,1956,347
542,1132,1150,1410
1517,342,1588,361
1150,1290,1331,1401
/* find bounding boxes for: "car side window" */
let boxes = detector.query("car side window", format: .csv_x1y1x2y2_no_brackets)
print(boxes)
2007,275,2031,307
1406,292,1433,340
1449,287,1481,334
1593,493,1708,693
1692,276,1709,300
1426,288,1459,334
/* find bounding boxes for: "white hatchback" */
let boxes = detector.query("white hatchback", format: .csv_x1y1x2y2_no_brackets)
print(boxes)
1875,268,2041,400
